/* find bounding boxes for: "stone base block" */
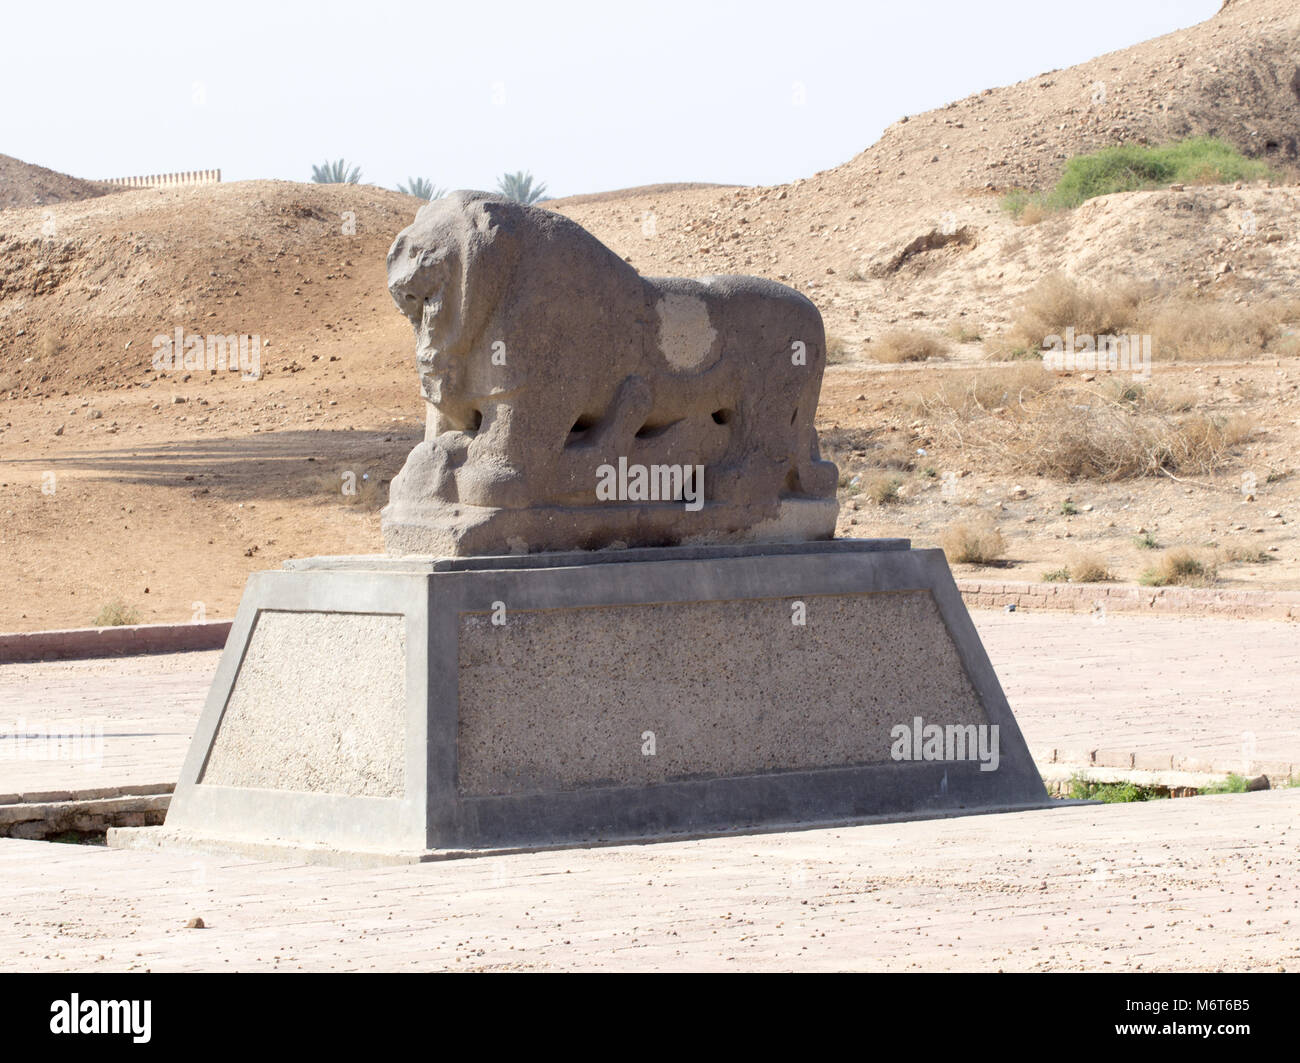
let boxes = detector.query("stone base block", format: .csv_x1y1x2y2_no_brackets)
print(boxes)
380,497,840,557
108,540,1049,864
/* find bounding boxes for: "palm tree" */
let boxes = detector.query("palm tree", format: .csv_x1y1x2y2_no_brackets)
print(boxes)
496,171,549,205
311,159,362,184
397,177,445,201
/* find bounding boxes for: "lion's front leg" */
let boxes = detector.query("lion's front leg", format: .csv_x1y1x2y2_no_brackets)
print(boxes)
445,400,532,509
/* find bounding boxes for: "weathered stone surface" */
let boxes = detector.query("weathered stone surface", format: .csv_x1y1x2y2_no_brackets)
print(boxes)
456,591,989,797
199,611,406,798
383,191,838,556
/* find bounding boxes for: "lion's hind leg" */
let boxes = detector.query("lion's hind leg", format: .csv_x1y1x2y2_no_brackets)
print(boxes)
551,375,654,498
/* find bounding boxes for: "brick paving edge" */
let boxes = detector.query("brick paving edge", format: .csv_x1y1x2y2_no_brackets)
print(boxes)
957,579,1300,620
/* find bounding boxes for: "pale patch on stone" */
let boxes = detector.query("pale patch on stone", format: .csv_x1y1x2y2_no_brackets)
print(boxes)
655,292,718,370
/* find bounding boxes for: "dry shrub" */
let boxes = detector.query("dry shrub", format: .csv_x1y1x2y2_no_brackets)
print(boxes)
941,517,1006,565
1141,381,1197,412
1017,202,1048,227
1068,553,1113,583
873,328,949,363
1171,411,1254,452
819,426,874,462
1273,332,1300,358
864,472,904,504
946,322,983,344
1103,379,1199,414
909,363,1054,420
94,599,141,627
949,389,1254,481
1043,554,1112,582
1139,548,1216,587
867,437,916,471
998,275,1298,364
1011,273,1147,353
1147,299,1279,361
826,333,854,364
984,266,1300,366
982,340,1043,361
1221,542,1272,565
1268,295,1300,324
819,426,918,478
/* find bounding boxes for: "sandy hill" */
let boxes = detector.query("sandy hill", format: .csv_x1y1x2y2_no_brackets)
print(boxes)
0,181,418,395
542,0,1300,350
0,154,120,212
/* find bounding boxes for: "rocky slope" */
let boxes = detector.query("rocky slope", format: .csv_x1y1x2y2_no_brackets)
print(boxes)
0,154,120,211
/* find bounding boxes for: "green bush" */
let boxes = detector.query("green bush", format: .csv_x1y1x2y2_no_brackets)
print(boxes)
1200,773,1249,795
1003,137,1271,217
1000,189,1033,216
1068,776,1167,803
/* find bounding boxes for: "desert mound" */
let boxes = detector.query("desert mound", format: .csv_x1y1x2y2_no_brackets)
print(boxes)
0,180,419,396
544,0,1300,348
0,154,120,212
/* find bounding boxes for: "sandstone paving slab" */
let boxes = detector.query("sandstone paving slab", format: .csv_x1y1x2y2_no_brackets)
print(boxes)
0,651,219,793
978,612,1300,773
0,791,1295,971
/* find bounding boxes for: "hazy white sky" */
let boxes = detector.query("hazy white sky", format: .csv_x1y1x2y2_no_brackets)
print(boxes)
4,0,1221,196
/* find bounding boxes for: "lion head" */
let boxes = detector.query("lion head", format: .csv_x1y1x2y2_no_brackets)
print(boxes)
387,191,524,403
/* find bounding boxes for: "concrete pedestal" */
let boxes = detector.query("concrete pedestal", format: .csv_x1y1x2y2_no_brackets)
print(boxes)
109,540,1050,865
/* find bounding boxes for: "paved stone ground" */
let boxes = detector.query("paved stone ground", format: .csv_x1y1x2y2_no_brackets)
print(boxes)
988,612,1300,776
2,611,1298,794
0,791,1295,971
1,610,1297,972
0,652,217,794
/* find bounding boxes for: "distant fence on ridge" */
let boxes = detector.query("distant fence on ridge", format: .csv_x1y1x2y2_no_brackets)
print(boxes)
102,170,222,189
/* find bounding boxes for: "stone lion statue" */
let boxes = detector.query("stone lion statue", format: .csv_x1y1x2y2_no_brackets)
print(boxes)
383,190,838,556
